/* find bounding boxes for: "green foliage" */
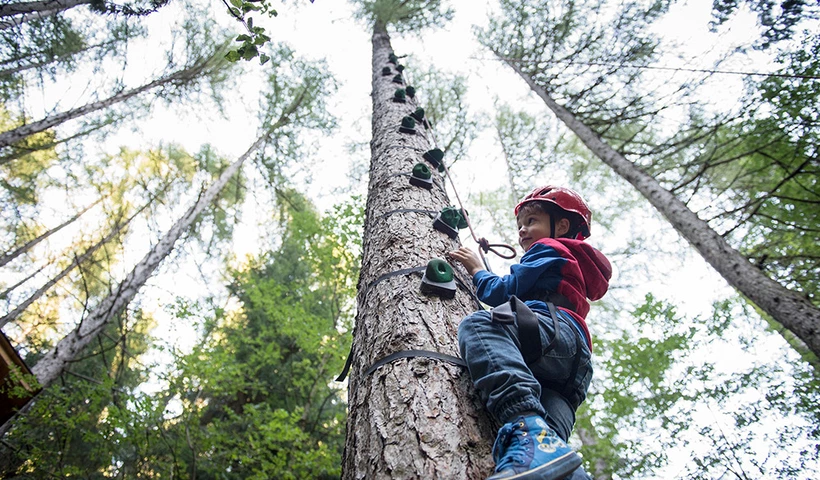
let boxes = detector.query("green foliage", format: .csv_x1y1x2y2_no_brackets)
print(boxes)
351,0,454,33
584,294,820,478
710,0,817,49
154,192,360,478
222,0,314,65
0,310,154,478
254,44,338,184
0,12,148,102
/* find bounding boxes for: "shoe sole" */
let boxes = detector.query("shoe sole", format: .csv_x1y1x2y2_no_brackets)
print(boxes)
487,451,582,480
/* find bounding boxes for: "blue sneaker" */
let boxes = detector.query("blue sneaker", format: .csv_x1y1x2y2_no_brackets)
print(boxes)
487,415,582,480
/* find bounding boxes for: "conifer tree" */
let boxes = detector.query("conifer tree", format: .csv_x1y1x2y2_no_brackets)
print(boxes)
342,1,495,478
482,0,820,358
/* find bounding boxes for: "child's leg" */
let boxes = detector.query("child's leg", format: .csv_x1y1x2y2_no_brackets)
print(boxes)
458,310,582,480
457,310,545,424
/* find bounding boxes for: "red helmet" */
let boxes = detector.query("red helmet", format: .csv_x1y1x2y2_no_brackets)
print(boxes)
514,185,592,239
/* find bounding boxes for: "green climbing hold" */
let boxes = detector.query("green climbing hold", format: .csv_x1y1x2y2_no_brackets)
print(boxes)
382,66,392,76
412,163,432,180
420,258,457,299
399,116,416,134
397,64,405,73
410,107,425,122
406,86,416,97
425,258,454,283
388,53,398,64
410,163,433,189
423,148,444,168
439,206,468,230
393,88,407,103
392,74,404,84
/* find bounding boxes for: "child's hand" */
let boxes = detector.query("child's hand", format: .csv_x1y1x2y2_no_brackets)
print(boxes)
448,247,484,276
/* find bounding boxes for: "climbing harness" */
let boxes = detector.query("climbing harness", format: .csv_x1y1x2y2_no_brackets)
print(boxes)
492,295,585,409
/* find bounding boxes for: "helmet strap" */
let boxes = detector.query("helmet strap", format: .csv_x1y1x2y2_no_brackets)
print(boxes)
549,215,556,239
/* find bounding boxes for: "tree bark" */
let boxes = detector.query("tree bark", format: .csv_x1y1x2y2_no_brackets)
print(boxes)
341,27,495,480
0,57,214,150
501,55,820,358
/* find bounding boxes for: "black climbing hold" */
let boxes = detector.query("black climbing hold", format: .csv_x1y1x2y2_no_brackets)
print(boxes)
406,86,416,98
392,74,404,84
393,89,407,103
382,66,392,76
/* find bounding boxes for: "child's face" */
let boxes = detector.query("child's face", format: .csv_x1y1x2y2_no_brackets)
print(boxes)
516,207,553,251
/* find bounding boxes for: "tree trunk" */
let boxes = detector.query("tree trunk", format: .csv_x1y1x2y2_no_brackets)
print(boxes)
0,57,214,150
0,0,90,19
0,198,100,268
341,27,495,480
501,56,820,358
0,117,118,166
0,202,146,329
0,89,307,438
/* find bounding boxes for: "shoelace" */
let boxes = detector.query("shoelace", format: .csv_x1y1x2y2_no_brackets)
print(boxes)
491,422,531,471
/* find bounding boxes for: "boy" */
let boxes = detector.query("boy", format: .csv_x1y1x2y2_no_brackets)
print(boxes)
449,185,611,480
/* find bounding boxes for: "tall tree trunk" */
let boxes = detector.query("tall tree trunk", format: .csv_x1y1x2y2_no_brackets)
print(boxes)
0,198,100,268
0,201,144,329
0,89,307,438
341,26,495,480
0,56,214,150
0,0,90,19
501,55,820,358
0,118,118,166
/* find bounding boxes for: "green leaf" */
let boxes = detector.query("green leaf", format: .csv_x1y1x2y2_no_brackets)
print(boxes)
229,0,242,7
236,34,251,42
242,44,258,60
259,54,271,65
225,50,241,62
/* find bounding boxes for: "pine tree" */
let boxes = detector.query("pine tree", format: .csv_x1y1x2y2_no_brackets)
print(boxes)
482,0,820,359
342,1,495,478
0,48,332,437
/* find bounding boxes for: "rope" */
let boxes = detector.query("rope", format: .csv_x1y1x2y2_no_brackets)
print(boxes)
401,68,517,272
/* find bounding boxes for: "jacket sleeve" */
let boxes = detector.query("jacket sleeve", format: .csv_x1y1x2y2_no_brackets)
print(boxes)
472,243,567,307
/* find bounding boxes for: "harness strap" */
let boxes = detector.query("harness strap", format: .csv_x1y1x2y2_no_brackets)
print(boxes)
491,295,558,364
492,296,584,406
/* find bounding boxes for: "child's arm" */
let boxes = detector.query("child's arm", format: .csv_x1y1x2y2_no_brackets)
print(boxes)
448,247,484,276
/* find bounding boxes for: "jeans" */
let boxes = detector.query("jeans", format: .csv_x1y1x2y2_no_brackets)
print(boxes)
458,308,594,479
